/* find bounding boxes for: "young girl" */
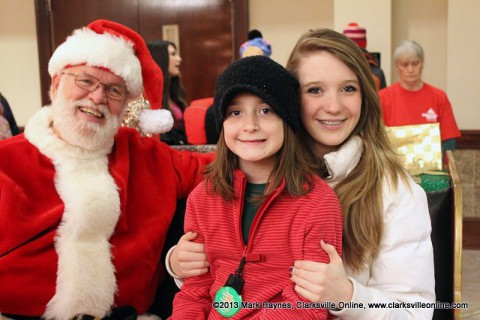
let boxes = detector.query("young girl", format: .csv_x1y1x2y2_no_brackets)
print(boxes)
170,56,343,319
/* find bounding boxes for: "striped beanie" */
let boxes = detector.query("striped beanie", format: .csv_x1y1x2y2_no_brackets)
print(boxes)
343,22,367,49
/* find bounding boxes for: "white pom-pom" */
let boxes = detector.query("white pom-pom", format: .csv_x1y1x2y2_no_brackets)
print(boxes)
139,109,174,134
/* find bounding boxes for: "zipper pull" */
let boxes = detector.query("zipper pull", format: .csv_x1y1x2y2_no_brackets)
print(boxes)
235,256,246,276
245,253,263,262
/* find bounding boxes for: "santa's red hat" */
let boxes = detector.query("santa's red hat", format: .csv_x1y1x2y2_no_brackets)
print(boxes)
48,19,173,134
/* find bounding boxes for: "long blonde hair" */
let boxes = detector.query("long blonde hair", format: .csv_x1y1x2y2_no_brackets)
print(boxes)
287,29,409,271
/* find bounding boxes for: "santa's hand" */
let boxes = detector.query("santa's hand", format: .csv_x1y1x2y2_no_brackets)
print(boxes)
170,232,209,279
291,240,353,304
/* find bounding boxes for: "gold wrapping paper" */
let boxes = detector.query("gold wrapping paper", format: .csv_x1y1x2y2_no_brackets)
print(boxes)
386,123,442,176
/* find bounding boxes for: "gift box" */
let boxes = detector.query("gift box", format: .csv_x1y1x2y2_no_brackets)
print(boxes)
386,123,442,176
419,172,450,192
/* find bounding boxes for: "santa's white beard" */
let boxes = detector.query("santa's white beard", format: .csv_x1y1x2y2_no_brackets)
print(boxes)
50,93,122,151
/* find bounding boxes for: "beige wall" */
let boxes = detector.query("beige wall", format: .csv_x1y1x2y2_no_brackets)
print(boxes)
0,0,41,127
1,0,478,130
249,0,333,66
447,0,479,130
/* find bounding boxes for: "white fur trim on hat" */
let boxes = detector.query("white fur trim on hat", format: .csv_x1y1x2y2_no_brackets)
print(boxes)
48,27,143,97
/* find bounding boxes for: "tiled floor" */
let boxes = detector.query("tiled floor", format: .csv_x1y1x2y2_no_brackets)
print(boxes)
462,249,480,319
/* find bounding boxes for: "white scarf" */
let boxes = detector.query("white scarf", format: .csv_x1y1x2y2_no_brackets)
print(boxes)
323,136,363,188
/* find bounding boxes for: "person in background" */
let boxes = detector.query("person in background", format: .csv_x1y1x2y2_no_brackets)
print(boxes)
147,40,188,145
0,93,20,136
170,55,342,319
0,19,212,319
0,99,12,140
343,22,386,90
239,29,272,58
379,40,461,159
168,29,435,319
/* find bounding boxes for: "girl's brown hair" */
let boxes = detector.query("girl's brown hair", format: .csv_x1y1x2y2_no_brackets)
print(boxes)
287,29,409,271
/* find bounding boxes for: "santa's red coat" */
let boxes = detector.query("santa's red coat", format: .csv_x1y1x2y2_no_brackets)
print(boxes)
0,111,212,317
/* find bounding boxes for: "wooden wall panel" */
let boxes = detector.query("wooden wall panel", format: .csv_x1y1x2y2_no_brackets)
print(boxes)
139,0,235,102
50,0,139,46
34,0,53,106
463,217,480,250
457,130,480,150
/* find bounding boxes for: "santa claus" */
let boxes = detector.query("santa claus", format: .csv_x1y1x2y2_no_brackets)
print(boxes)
0,19,212,319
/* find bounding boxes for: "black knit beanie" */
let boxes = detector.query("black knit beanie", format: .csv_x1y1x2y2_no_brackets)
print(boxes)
213,55,301,132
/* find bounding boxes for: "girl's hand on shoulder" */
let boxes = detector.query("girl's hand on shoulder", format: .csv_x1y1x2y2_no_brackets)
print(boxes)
170,231,209,278
291,240,353,304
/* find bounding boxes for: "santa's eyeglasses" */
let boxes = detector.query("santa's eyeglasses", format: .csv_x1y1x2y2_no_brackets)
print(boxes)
61,72,128,101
